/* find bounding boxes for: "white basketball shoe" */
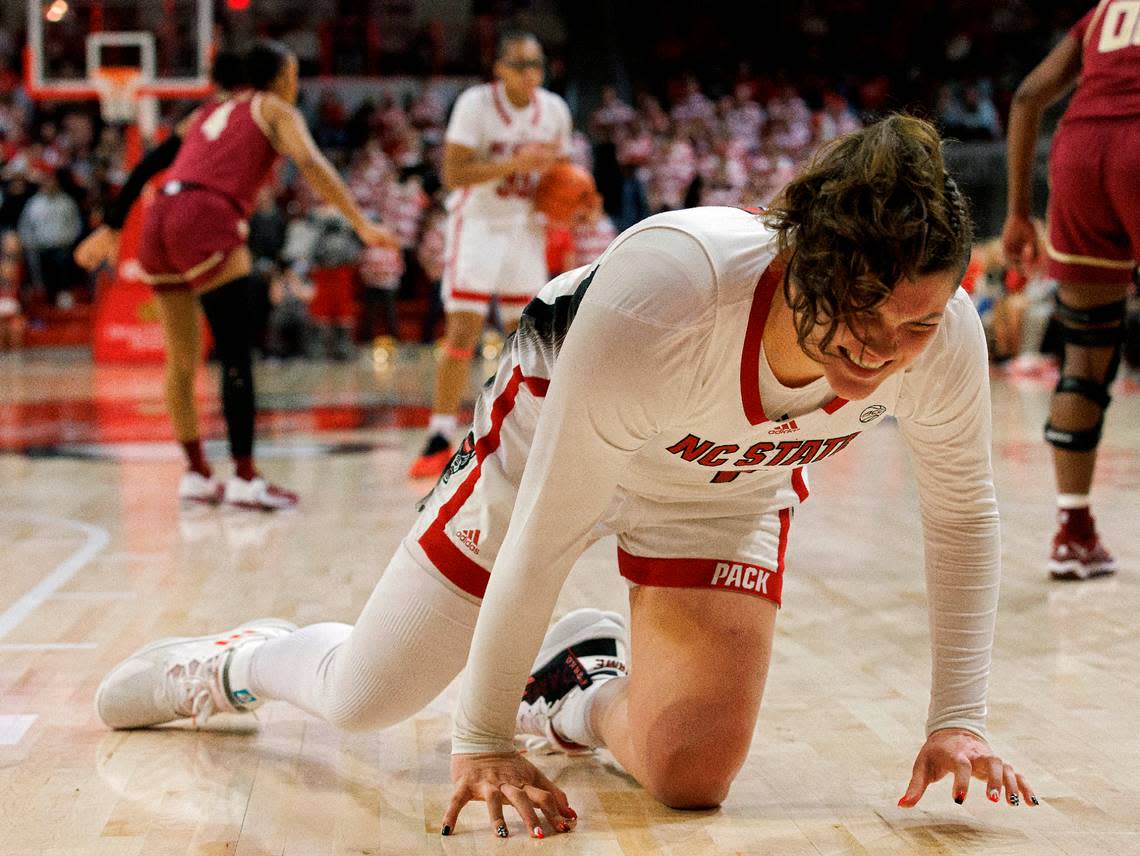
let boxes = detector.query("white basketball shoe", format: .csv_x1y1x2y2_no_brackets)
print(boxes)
178,471,224,505
516,608,628,754
223,476,299,511
95,619,296,729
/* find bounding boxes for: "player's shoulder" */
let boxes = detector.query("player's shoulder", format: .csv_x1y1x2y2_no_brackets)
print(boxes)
625,206,778,299
454,83,494,109
253,90,294,121
588,207,775,327
537,87,570,113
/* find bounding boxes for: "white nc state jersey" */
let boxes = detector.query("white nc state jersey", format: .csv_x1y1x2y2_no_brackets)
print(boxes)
448,206,1001,755
472,206,989,514
444,82,572,224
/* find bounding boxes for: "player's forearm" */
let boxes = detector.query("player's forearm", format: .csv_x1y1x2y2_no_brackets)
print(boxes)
295,154,369,233
104,134,182,229
1004,98,1042,218
922,511,1000,738
442,157,519,190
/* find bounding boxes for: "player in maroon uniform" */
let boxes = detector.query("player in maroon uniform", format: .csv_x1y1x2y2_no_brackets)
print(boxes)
1001,1,1139,579
77,43,398,509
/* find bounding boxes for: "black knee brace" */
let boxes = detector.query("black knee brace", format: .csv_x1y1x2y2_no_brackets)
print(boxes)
1044,297,1126,452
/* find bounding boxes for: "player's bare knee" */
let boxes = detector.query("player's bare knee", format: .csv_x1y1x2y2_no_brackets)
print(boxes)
642,759,735,809
637,731,749,809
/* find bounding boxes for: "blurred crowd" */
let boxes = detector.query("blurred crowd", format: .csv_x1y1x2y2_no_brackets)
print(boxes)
0,49,1118,365
0,69,871,356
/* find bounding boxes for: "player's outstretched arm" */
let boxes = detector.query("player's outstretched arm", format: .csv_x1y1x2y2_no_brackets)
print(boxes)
898,728,1038,808
259,94,399,249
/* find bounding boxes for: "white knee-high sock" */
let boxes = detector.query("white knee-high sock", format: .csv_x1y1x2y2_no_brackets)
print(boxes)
235,543,480,731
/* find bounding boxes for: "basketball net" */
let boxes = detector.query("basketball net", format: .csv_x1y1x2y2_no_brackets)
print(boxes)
92,66,159,140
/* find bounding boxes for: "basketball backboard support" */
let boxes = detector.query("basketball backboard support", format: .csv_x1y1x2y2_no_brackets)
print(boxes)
25,0,213,103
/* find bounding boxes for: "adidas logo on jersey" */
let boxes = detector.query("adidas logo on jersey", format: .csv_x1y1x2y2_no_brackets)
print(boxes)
456,529,481,554
711,562,772,594
768,419,799,435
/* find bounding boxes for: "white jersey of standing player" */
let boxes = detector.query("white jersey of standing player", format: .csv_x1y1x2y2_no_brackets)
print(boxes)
441,82,572,317
444,82,572,225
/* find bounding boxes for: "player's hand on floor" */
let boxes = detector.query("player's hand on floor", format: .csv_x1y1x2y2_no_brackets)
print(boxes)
444,751,577,838
897,727,1039,809
74,225,121,271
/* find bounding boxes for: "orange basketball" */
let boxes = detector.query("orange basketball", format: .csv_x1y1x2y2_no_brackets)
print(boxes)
533,162,597,223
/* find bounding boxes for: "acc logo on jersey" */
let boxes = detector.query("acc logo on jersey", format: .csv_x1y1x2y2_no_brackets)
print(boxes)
859,405,886,424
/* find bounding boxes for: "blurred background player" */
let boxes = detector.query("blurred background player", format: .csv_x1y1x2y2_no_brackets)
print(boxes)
1002,1,1138,579
408,31,571,479
75,42,398,509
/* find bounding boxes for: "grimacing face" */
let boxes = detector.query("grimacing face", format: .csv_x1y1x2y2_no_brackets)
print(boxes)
803,270,959,401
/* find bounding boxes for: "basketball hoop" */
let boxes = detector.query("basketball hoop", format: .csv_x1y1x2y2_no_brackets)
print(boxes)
92,66,143,124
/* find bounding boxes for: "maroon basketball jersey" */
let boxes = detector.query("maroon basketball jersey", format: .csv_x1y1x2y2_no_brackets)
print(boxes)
165,92,279,217
1064,1,1140,123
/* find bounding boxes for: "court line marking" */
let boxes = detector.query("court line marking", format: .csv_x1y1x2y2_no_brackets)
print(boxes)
0,513,110,640
49,592,137,602
0,715,37,746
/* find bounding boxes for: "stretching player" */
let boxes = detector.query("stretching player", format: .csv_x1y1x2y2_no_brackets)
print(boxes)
76,42,397,509
96,116,1037,836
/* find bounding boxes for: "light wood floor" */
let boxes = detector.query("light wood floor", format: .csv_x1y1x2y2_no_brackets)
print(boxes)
2,347,1139,855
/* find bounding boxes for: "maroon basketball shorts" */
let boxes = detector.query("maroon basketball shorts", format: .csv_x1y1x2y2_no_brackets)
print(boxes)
138,185,247,292
1047,120,1140,285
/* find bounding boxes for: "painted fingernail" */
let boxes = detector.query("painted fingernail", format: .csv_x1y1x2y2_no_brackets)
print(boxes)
1010,794,1020,806
497,824,508,838
989,789,1000,803
954,792,965,805
557,821,570,833
441,824,451,836
897,796,909,807
533,825,544,839
1031,796,1040,806
565,807,577,819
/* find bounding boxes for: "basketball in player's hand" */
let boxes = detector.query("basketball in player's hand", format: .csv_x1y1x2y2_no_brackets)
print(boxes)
533,162,598,224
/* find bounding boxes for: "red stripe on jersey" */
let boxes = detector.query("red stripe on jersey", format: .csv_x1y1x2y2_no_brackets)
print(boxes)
448,289,532,306
418,366,547,599
491,83,512,125
449,288,493,303
777,508,791,572
617,544,785,607
739,257,847,423
740,262,782,424
791,467,809,502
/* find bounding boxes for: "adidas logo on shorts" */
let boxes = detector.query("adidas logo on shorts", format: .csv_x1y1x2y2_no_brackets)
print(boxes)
456,528,481,554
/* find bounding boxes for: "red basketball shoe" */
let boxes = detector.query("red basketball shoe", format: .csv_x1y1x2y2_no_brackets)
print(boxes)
1049,510,1116,580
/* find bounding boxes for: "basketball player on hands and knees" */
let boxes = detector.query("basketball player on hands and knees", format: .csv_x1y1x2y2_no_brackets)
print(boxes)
1002,3,1136,579
76,43,398,510
408,30,572,479
96,116,1037,837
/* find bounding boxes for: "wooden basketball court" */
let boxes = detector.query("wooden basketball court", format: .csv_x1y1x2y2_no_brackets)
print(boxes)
2,347,1138,854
